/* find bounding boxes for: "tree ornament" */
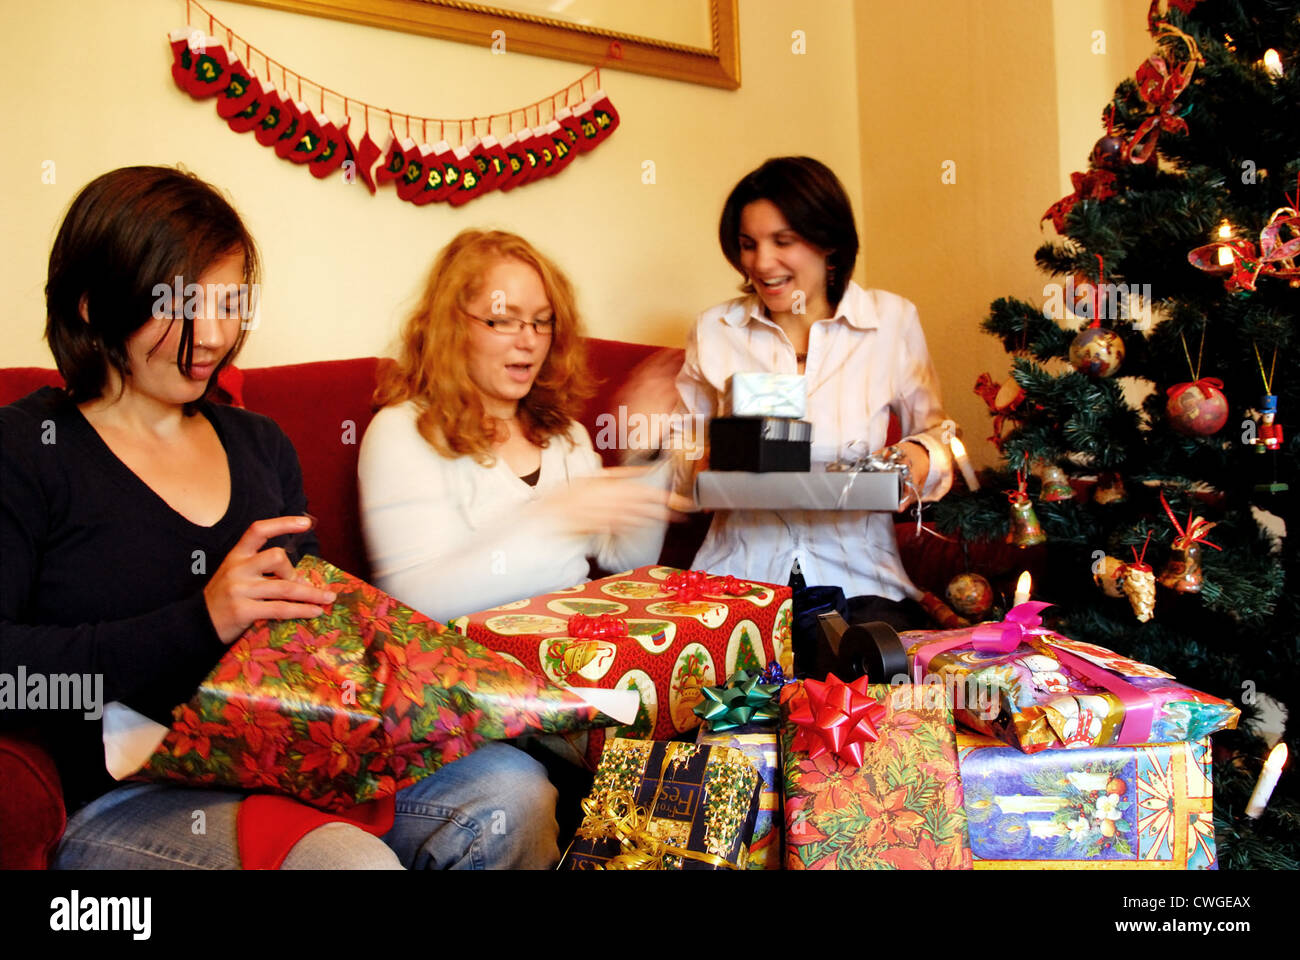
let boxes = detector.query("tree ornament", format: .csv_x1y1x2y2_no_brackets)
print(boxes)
1167,326,1226,435
1070,326,1125,377
1006,461,1047,548
973,371,1027,451
1090,104,1126,170
1157,491,1220,593
945,572,994,619
1036,462,1074,501
1093,556,1128,597
1250,345,1283,451
1166,379,1228,435
1122,534,1155,622
1094,471,1127,505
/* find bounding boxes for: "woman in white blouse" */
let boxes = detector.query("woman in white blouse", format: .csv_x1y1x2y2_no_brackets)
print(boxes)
359,229,671,623
674,156,954,629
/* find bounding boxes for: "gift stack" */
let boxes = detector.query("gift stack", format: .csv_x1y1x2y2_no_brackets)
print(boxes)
892,601,1239,869
708,372,812,472
452,565,793,766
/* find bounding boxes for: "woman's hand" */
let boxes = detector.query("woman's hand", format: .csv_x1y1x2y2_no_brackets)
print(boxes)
543,467,674,537
203,516,338,644
610,348,685,460
890,440,930,510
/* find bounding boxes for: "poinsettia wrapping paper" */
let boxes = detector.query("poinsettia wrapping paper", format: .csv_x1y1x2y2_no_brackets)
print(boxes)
957,731,1217,869
899,626,1239,753
780,682,973,870
561,738,762,869
140,556,614,811
451,565,793,758
695,722,782,870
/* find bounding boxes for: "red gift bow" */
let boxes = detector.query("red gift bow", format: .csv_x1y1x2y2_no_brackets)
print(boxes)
788,674,887,769
968,600,1054,654
1042,169,1118,233
663,570,747,601
1159,489,1221,551
567,613,628,639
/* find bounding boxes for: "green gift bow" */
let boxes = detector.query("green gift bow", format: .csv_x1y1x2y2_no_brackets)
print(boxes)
694,670,781,732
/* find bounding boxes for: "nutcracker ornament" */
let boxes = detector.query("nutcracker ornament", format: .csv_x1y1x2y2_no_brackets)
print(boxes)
1256,395,1284,451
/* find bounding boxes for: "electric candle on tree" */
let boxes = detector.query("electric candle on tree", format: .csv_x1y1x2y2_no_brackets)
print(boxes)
949,436,980,492
1013,571,1032,607
1245,742,1288,819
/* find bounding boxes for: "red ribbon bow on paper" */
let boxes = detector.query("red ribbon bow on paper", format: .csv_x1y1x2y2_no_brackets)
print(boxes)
567,614,628,639
969,601,1054,654
663,570,747,601
787,674,887,769
1159,490,1221,552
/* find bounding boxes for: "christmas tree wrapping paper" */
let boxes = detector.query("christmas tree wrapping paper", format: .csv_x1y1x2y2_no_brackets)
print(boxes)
451,566,793,763
899,603,1239,754
695,721,783,870
957,731,1217,869
561,738,762,869
780,680,973,870
139,556,619,811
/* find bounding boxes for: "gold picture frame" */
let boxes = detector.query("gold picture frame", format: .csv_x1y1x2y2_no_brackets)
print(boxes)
224,0,740,89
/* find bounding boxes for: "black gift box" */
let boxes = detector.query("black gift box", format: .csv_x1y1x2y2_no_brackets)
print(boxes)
709,417,812,472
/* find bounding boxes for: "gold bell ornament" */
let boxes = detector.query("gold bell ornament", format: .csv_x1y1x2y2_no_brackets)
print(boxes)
1036,461,1075,502
1006,459,1046,547
1122,533,1156,622
1157,491,1218,594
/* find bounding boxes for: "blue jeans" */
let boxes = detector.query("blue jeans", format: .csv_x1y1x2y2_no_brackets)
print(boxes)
51,742,558,870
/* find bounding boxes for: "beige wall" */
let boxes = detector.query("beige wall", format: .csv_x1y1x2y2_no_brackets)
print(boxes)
3,0,1156,467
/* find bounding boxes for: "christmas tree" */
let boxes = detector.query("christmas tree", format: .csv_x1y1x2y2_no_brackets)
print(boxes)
934,0,1299,869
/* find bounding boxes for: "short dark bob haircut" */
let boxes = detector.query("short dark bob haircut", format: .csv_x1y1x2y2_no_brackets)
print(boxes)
45,166,260,407
718,156,859,311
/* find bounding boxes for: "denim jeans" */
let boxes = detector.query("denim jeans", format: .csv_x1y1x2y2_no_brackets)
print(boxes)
51,742,558,870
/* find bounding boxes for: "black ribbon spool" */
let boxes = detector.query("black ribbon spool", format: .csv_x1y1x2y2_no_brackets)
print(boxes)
812,612,910,682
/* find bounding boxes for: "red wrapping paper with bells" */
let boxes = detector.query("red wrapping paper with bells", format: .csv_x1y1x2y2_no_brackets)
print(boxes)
451,565,793,765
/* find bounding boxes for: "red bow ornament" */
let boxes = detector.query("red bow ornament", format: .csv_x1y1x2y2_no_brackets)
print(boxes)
1042,170,1118,233
664,570,748,601
567,614,628,640
787,675,887,769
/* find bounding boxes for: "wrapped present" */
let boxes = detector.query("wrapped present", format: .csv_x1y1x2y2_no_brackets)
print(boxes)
780,678,973,870
899,602,1240,753
451,566,793,763
957,731,1218,869
727,371,807,419
709,417,812,472
561,738,762,869
139,557,627,811
696,721,782,869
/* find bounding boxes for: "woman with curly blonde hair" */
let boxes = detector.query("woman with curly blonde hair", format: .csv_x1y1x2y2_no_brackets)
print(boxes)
360,229,671,622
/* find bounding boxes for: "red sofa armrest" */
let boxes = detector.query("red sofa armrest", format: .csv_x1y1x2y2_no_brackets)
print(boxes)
0,732,66,869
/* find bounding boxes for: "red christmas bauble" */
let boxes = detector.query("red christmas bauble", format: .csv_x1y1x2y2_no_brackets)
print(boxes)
945,572,994,618
1091,135,1125,170
1166,380,1229,436
1069,327,1125,377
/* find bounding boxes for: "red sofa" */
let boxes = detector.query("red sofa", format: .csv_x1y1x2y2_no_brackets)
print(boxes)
0,339,994,868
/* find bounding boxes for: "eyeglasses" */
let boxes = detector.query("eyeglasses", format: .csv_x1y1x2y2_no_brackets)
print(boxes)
466,313,555,336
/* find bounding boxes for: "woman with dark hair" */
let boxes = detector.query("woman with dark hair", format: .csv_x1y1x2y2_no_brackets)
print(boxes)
674,156,954,630
1,167,558,869
359,229,671,623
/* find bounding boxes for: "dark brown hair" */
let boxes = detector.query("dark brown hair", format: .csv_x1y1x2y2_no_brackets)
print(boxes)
45,166,260,406
718,156,859,310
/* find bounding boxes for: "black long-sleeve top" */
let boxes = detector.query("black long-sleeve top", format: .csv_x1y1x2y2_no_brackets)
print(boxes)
1,387,318,810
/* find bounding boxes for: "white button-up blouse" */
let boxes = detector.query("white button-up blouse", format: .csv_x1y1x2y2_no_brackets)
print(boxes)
672,280,953,601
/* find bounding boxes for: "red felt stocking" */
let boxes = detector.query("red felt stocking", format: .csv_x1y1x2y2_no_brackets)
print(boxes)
572,101,601,152
214,63,259,119
479,135,509,192
542,119,575,176
497,133,527,192
463,137,496,194
396,142,434,202
268,98,308,156
448,143,488,206
226,80,276,134
279,105,329,164
254,90,295,147
586,90,620,147
351,129,383,194
374,133,409,188
174,38,233,100
309,118,351,178
515,128,543,186
555,106,583,155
